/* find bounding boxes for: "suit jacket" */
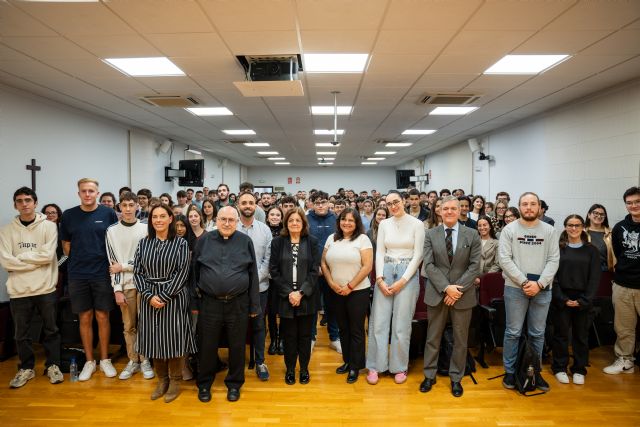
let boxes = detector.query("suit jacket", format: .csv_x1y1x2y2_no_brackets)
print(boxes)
269,235,320,318
480,238,501,274
423,224,481,310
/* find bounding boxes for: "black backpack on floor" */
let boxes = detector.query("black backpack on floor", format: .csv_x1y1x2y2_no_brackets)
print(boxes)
514,335,545,396
436,324,477,384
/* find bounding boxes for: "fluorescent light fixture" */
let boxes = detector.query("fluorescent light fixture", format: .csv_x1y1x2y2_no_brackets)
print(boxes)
367,157,385,161
223,129,256,135
429,107,478,115
103,57,184,77
257,151,279,155
361,162,377,165
315,142,340,147
375,151,396,155
304,54,368,73
317,151,337,155
311,106,352,115
185,107,233,116
314,129,345,135
318,162,334,165
402,129,436,135
243,142,269,147
317,157,335,161
484,54,570,75
385,142,413,147
274,162,290,165
185,146,201,155
268,157,285,160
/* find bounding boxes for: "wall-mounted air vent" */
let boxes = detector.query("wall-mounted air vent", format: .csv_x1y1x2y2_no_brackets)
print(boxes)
419,93,481,105
139,95,200,108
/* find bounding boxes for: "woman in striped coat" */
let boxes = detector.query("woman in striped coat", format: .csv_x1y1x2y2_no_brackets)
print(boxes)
134,204,195,403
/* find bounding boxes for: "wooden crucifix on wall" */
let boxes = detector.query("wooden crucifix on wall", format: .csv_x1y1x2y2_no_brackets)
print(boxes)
26,158,41,192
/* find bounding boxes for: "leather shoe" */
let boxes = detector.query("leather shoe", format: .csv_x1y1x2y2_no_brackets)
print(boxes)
277,339,285,355
299,370,310,384
285,370,295,385
419,377,436,393
346,369,359,384
336,363,349,374
198,387,211,403
267,340,277,355
451,381,463,397
227,388,240,402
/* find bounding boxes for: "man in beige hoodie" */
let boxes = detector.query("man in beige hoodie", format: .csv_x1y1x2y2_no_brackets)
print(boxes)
0,187,62,388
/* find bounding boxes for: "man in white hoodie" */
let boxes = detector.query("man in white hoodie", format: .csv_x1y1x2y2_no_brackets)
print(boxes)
0,187,63,388
105,191,154,380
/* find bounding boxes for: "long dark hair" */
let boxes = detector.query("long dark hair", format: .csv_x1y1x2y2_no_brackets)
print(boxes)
334,208,365,241
477,215,497,239
585,203,610,228
41,203,63,225
426,197,443,229
471,195,486,215
370,206,389,241
201,199,217,223
559,214,589,249
147,204,176,240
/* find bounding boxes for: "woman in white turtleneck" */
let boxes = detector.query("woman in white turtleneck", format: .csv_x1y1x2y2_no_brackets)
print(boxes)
366,190,425,386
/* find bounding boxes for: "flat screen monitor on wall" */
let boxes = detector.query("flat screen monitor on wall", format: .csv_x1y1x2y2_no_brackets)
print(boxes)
178,159,204,187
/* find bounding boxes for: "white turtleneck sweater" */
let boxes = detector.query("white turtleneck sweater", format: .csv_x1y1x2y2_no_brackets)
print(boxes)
376,213,425,281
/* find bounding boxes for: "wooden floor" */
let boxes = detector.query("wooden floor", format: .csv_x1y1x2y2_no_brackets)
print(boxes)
1,328,639,427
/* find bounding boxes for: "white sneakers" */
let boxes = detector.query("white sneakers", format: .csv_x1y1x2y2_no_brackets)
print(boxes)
100,359,117,378
119,360,140,380
329,340,343,354
79,360,96,381
9,369,35,388
554,372,570,384
140,359,155,379
572,373,585,385
603,357,635,375
47,365,64,384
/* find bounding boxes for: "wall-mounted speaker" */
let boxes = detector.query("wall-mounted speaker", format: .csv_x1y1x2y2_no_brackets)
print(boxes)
159,140,173,153
395,169,415,189
468,138,481,152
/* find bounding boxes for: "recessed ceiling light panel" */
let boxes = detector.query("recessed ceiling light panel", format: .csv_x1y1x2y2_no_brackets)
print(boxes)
185,107,233,116
275,162,290,165
311,106,353,115
257,151,278,155
268,157,285,160
361,162,377,165
401,129,436,135
317,151,337,155
375,151,396,155
385,143,412,147
429,107,478,115
103,57,185,77
314,129,345,135
223,129,256,135
484,54,570,75
244,142,270,147
315,142,340,147
367,157,385,161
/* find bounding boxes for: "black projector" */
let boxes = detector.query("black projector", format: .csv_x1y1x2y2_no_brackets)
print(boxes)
249,59,299,81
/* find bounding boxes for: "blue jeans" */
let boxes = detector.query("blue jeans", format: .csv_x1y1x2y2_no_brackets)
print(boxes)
366,262,419,373
503,285,552,374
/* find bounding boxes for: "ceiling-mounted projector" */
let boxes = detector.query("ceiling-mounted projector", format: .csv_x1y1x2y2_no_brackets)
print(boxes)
234,54,304,97
249,58,299,81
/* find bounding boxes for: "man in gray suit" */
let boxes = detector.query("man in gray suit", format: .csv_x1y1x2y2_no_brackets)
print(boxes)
420,196,481,397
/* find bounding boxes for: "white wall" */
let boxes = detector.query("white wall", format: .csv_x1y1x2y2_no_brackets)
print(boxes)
423,141,473,193
246,167,397,194
421,79,640,226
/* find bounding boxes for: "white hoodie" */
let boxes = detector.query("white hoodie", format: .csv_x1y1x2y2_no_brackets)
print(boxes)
0,212,58,298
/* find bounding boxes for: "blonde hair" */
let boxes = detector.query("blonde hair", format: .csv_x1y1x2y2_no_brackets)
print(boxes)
77,178,99,188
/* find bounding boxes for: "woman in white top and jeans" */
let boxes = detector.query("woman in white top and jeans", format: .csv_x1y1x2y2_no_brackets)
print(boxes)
322,208,373,384
366,191,425,385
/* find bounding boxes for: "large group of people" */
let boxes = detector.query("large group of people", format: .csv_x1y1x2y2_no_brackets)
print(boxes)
0,178,639,403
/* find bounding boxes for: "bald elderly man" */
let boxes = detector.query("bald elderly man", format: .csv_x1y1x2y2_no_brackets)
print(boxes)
192,206,261,403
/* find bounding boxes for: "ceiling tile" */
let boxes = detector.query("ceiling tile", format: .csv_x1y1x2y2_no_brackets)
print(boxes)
545,0,640,31
296,0,388,30
2,36,95,59
221,31,299,55
427,54,500,74
580,30,640,56
145,33,230,57
200,0,297,31
367,54,434,74
301,30,376,52
466,0,575,30
17,2,134,35
106,0,214,34
374,30,456,55
382,0,482,30
443,30,535,56
514,29,612,54
0,2,57,37
66,34,162,57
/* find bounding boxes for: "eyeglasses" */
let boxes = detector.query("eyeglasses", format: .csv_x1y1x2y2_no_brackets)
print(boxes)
590,212,606,218
387,200,403,207
313,200,328,206
44,211,58,216
566,224,583,229
216,217,237,224
504,214,515,219
625,200,640,207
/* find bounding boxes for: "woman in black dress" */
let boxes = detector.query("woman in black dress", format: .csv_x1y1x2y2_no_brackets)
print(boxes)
134,204,195,403
269,207,320,385
266,206,284,355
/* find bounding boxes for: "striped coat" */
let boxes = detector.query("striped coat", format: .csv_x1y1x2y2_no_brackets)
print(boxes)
133,236,195,358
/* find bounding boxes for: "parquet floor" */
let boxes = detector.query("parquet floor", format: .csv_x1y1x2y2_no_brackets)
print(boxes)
1,327,639,427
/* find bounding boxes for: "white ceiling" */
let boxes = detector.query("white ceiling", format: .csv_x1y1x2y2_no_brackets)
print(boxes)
1,0,639,166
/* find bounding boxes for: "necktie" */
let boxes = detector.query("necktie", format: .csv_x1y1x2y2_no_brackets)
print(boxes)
446,228,454,263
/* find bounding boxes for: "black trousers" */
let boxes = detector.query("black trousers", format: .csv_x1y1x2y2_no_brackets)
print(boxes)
10,291,61,370
551,304,590,375
267,283,279,341
280,314,314,372
196,293,248,390
332,288,370,370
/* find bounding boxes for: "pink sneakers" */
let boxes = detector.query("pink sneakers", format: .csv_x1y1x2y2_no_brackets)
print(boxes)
366,369,379,385
394,371,408,384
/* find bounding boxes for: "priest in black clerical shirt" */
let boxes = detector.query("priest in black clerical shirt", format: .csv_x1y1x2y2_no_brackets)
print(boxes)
192,206,260,404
